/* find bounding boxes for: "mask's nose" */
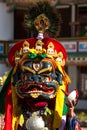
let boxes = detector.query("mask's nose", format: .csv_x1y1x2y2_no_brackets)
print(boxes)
29,75,43,82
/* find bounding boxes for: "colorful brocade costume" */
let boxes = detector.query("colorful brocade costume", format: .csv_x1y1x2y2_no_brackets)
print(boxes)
0,14,71,130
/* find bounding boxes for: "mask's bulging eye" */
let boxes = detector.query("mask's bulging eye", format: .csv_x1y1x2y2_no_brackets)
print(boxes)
42,75,52,82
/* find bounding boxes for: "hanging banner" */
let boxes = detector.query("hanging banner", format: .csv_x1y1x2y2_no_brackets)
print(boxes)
61,41,77,52
0,43,4,54
78,40,87,52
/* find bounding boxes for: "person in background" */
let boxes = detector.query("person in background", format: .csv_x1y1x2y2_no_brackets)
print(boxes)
60,89,82,130
0,114,5,130
0,77,3,92
0,74,8,130
0,72,9,93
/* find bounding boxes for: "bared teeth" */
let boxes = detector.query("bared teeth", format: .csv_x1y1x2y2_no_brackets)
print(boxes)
30,93,40,98
17,82,55,95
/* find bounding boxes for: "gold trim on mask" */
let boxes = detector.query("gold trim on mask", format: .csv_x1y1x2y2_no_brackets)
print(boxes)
21,66,36,74
38,67,52,74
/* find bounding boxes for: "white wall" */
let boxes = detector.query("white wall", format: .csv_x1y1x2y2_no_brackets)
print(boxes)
76,100,87,110
68,65,77,91
0,63,11,77
0,3,14,40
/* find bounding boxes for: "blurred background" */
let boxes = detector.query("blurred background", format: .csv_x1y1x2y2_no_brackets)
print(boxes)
0,0,87,128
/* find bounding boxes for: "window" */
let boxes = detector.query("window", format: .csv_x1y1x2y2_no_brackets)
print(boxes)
78,66,87,99
78,5,87,37
14,9,29,39
56,5,71,37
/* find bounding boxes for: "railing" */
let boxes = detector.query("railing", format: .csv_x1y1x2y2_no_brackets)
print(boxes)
0,37,87,55
0,37,87,65
0,40,18,58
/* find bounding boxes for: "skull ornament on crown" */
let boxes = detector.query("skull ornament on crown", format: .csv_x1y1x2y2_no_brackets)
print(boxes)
0,13,71,130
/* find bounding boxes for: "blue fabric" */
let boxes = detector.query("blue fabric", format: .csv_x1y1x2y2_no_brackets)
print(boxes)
66,114,78,130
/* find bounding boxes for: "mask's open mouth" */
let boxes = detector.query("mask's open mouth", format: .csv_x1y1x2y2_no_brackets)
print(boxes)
16,82,55,95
